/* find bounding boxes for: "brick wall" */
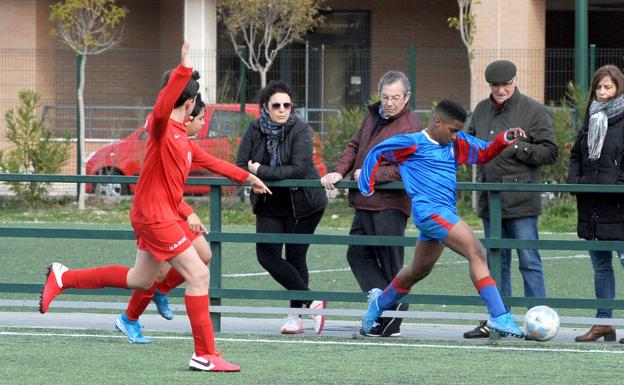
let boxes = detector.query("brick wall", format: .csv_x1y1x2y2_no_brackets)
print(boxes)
324,0,470,109
472,0,546,103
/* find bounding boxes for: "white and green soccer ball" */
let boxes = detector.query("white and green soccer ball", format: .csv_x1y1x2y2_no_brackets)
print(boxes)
524,305,560,342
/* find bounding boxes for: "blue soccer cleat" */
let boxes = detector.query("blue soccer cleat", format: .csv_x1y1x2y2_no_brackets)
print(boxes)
487,313,525,338
360,288,383,335
153,289,174,320
115,313,151,344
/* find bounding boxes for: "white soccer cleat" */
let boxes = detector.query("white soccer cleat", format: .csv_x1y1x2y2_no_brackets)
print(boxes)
188,353,216,371
310,300,327,334
280,315,304,334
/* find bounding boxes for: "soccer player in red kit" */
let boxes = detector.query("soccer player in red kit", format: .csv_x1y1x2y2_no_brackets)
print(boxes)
39,42,271,372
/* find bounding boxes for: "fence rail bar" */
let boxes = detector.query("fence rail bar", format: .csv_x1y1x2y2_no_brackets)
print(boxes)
3,174,624,330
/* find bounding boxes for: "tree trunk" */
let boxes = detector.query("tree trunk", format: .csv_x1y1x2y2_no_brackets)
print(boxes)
260,69,267,88
468,52,478,212
77,55,87,210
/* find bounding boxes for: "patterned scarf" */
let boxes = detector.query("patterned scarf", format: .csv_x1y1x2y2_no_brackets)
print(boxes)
587,93,624,160
258,108,296,167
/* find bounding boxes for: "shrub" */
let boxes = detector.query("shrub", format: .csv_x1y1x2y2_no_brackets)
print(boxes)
322,105,366,171
0,90,71,205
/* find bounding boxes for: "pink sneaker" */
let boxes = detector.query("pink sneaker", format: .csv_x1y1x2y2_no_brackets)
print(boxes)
310,300,327,334
189,353,240,372
39,263,68,313
280,315,304,334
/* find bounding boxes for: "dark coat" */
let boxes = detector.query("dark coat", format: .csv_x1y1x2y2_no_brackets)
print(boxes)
469,90,559,219
566,110,624,240
236,116,327,219
333,102,422,216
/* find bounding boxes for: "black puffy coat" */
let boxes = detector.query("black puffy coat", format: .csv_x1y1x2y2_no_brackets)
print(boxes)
567,111,624,240
236,116,327,219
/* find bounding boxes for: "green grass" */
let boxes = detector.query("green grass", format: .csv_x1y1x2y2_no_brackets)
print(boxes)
0,221,621,319
1,328,623,385
0,194,578,231
0,199,618,384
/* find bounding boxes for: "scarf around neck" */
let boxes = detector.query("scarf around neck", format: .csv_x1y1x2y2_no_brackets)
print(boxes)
587,93,624,160
258,108,296,167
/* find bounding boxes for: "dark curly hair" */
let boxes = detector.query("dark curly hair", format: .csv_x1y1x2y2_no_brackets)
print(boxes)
434,99,467,123
161,69,201,108
258,80,293,110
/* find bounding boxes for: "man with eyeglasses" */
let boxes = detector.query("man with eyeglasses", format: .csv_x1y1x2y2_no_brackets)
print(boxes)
321,70,421,337
463,60,559,339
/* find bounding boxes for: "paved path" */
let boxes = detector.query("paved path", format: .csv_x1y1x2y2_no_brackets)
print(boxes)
0,310,596,344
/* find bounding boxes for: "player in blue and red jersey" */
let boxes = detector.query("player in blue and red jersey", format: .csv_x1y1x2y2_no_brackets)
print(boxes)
39,42,271,372
357,99,526,338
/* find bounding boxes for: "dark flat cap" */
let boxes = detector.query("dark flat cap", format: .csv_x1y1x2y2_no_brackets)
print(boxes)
485,60,517,83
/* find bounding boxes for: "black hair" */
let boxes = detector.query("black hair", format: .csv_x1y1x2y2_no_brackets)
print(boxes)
434,99,467,123
191,92,205,118
161,69,201,108
258,80,293,109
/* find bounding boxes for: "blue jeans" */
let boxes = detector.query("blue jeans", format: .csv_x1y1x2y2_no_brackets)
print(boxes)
483,216,546,304
590,250,616,319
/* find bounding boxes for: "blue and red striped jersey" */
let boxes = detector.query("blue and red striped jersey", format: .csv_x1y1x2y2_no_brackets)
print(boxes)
358,129,511,224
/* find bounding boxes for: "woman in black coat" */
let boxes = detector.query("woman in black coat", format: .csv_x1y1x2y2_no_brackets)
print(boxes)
567,64,624,343
236,80,328,335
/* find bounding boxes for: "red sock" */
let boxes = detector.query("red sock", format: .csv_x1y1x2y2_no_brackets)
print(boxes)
125,282,157,321
185,295,215,356
157,268,185,295
62,265,129,289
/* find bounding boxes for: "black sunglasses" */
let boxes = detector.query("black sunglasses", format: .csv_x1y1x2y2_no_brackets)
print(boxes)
269,102,293,110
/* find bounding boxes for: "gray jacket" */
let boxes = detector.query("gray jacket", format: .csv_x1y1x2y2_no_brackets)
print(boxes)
468,89,559,219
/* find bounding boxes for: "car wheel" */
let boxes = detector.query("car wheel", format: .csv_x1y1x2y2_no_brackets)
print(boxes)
94,168,130,196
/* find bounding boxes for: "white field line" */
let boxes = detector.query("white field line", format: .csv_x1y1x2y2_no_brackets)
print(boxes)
224,254,590,278
1,330,623,355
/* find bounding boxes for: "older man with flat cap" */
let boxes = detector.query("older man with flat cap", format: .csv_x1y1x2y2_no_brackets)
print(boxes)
464,60,559,338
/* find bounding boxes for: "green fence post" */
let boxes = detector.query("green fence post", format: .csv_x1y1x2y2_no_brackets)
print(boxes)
589,44,596,79
239,45,247,114
409,45,416,109
575,0,589,97
210,185,223,331
487,191,502,340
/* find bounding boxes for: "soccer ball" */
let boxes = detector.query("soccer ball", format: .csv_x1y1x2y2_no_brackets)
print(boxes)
524,305,560,342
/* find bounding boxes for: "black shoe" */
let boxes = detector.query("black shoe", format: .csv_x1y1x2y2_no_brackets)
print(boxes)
362,323,382,337
463,320,490,338
380,302,408,337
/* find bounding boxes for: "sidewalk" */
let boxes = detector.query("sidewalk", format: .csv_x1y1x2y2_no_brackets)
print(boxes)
0,310,590,343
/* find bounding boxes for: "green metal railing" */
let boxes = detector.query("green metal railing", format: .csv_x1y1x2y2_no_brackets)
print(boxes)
2,173,624,330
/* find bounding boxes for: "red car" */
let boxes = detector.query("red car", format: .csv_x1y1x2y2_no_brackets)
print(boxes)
86,104,327,196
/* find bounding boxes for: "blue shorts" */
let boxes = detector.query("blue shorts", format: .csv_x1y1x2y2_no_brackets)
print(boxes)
417,208,461,242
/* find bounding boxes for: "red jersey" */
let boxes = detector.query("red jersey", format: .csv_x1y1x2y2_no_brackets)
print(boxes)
130,65,249,224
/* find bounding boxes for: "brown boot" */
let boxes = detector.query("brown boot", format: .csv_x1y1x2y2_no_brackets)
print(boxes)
574,325,616,342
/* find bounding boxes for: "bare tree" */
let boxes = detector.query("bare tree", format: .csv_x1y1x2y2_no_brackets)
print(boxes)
50,0,126,209
449,0,479,209
218,0,323,88
448,0,479,110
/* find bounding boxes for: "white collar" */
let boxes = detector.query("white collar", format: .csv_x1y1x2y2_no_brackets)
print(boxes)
422,129,439,145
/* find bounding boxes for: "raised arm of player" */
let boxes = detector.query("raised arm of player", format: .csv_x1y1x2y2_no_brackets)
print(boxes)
357,134,417,197
149,41,193,141
189,141,272,195
454,128,525,165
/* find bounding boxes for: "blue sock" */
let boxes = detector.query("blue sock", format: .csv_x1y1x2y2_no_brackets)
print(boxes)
479,285,507,318
377,278,410,311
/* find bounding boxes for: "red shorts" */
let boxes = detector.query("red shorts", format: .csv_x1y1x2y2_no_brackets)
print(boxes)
133,218,203,262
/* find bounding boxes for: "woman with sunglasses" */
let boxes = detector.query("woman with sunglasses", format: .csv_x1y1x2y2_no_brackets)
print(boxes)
236,80,328,335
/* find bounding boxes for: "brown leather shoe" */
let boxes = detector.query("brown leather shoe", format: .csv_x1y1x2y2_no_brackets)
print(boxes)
574,325,616,342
